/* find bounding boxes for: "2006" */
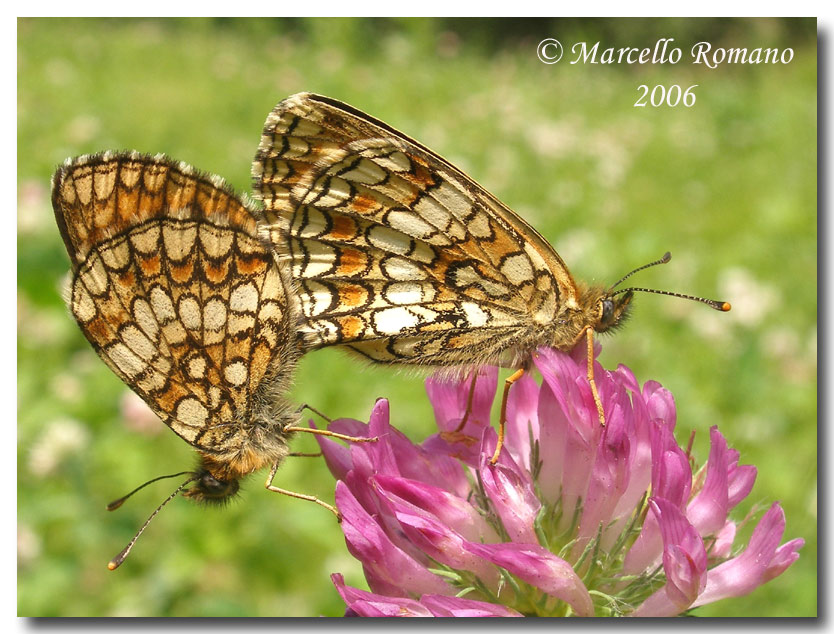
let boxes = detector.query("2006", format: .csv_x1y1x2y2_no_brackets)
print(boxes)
635,85,698,107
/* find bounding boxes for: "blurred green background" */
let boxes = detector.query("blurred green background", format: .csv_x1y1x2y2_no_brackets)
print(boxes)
17,17,816,617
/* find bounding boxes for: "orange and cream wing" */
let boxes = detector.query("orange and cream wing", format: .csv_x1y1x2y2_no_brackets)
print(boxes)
52,152,298,458
252,93,579,367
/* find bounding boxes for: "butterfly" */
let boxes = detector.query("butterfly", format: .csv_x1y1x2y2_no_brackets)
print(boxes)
251,93,729,458
52,152,343,567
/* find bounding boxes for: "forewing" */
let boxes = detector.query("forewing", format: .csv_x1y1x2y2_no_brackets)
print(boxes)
53,153,297,455
253,93,575,366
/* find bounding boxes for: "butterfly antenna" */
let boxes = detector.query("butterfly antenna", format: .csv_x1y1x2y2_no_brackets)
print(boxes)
609,252,731,312
612,286,731,312
107,474,199,570
609,251,672,290
106,471,193,511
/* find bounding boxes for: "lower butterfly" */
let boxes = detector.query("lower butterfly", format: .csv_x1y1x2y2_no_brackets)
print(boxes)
252,93,730,457
52,152,366,569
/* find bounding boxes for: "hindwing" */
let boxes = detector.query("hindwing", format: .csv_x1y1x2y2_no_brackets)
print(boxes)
53,152,299,461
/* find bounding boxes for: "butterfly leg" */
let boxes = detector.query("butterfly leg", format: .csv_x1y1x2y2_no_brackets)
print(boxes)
584,328,605,426
489,367,526,465
296,402,333,424
453,371,480,432
284,425,378,444
290,404,378,443
264,461,342,521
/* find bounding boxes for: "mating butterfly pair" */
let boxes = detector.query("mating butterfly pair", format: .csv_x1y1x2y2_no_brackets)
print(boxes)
52,93,728,567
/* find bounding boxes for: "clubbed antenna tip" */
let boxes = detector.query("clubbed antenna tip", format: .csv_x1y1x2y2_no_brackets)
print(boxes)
106,472,197,570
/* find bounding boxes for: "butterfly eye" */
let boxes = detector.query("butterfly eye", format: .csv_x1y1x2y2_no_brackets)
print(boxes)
600,299,615,327
185,473,240,503
597,294,632,333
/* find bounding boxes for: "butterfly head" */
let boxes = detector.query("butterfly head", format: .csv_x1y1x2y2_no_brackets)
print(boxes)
590,252,730,337
182,468,241,504
182,451,270,504
595,290,634,333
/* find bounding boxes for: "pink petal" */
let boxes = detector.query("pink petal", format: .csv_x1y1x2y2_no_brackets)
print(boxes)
371,475,498,582
651,422,692,508
628,580,683,617
422,369,494,467
314,426,355,482
692,502,799,607
425,366,497,434
763,538,805,582
463,541,593,617
363,398,400,475
534,348,595,429
623,510,661,575
419,594,523,617
613,363,641,394
622,433,696,575
384,503,499,584
421,430,483,467
663,545,704,608
386,423,470,497
643,381,676,429
687,427,730,536
654,498,707,602
478,430,540,544
621,422,691,575
608,377,653,525
728,464,757,509
324,417,373,439
711,520,738,559
629,499,706,617
373,474,498,543
504,371,540,471
535,378,569,505
335,401,405,516
535,350,619,535
578,405,631,543
554,404,598,530
335,482,451,598
331,574,434,616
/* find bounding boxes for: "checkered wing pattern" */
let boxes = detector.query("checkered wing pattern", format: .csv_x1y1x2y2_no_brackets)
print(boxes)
253,93,582,369
52,152,299,468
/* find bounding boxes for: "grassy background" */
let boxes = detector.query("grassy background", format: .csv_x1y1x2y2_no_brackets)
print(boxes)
17,17,816,617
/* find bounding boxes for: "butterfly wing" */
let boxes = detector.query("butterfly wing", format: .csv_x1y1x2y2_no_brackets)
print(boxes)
52,153,298,460
253,93,580,368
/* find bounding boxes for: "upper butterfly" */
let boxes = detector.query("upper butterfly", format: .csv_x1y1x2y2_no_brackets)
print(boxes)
252,93,728,374
52,152,302,506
